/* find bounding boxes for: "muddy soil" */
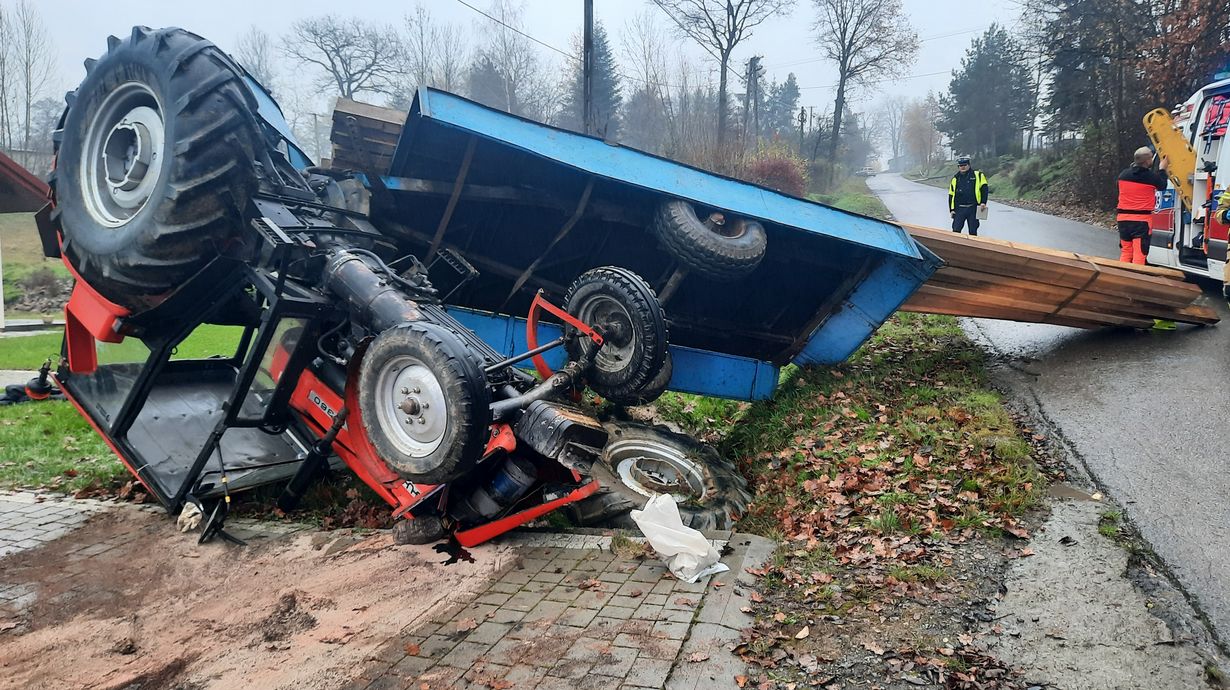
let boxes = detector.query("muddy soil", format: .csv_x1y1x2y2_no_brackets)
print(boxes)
0,510,512,690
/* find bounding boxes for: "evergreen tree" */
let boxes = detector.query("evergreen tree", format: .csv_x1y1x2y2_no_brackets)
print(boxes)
763,73,800,140
938,24,1032,158
559,23,623,137
467,54,515,113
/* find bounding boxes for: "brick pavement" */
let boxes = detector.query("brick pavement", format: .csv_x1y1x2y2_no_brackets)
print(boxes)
0,490,111,559
0,490,774,689
352,530,774,690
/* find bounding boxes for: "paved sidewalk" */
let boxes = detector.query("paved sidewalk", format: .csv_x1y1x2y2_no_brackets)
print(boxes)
353,531,773,690
0,491,774,689
0,491,110,558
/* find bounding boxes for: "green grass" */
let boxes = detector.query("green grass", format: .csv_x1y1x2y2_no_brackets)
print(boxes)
0,324,245,370
810,177,892,221
0,401,125,492
1099,510,1122,538
1,212,68,313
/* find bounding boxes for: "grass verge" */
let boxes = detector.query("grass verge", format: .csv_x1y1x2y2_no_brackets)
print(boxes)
0,324,245,370
0,401,124,493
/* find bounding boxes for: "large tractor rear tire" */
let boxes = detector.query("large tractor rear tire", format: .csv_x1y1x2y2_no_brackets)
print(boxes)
51,26,263,311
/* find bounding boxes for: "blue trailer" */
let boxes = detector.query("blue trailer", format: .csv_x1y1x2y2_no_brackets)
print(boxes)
329,88,942,401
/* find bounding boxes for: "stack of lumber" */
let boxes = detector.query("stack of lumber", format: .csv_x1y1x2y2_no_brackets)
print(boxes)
900,224,1220,328
330,98,405,172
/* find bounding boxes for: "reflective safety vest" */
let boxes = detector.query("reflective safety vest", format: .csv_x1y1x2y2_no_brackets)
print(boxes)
1116,164,1167,222
1216,187,1230,225
949,170,987,209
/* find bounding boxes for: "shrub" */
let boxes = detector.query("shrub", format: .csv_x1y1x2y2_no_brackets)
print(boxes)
744,145,810,197
1012,157,1044,193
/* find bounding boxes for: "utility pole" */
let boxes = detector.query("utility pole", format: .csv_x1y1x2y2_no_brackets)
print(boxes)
797,106,806,156
582,0,594,135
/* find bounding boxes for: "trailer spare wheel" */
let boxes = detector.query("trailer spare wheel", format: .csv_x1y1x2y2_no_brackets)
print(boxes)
564,267,670,405
51,26,262,310
652,199,767,280
567,421,752,531
357,322,492,485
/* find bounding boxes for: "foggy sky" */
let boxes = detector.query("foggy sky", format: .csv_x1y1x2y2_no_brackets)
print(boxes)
39,0,1022,116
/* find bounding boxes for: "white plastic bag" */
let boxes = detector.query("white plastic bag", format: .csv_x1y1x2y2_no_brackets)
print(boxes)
630,494,729,583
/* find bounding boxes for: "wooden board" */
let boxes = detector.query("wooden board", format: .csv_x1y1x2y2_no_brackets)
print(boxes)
901,224,1218,329
330,98,407,172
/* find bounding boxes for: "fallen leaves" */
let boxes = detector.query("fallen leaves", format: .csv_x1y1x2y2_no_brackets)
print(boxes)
404,643,420,656
455,618,478,632
793,626,809,639
687,651,711,662
577,578,604,591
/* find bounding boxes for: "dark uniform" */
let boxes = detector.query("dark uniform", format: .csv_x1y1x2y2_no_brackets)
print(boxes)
949,167,989,236
1116,164,1167,264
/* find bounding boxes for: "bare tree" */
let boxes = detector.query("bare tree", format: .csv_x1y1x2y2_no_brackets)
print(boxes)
282,16,403,100
873,96,908,164
12,0,53,156
471,0,547,117
651,0,793,154
811,0,917,167
234,25,278,91
403,4,438,91
0,6,13,150
435,23,469,94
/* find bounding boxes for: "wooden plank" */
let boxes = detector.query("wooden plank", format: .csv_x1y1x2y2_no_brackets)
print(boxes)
333,97,407,126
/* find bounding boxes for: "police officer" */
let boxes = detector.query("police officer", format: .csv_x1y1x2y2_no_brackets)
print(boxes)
948,156,988,236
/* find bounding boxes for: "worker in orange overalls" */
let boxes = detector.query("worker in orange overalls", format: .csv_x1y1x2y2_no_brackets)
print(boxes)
1116,146,1168,264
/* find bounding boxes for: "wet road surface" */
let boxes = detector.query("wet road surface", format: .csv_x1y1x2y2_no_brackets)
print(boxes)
870,172,1230,641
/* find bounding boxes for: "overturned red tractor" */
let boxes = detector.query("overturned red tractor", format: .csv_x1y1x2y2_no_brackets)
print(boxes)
37,27,937,546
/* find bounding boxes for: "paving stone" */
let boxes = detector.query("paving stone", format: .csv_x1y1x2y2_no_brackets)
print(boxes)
639,633,685,660
643,593,669,606
596,570,632,585
615,581,651,597
500,569,535,585
391,653,433,676
632,604,664,621
544,585,583,603
650,580,676,596
439,641,491,669
503,664,548,687
531,569,568,584
464,621,511,645
607,594,646,610
473,591,512,607
556,606,599,628
653,619,691,640
625,656,674,688
486,580,522,595
629,564,667,583
590,644,638,677
612,632,649,649
586,617,624,641
484,637,542,667
549,656,594,680
521,579,556,594
600,605,637,621
667,622,746,690
574,590,611,609
664,594,700,611
617,619,655,636
456,602,499,622
413,665,466,689
661,608,695,624
524,599,569,624
504,620,552,641
418,634,460,660
486,606,527,624
503,591,542,612
562,636,612,664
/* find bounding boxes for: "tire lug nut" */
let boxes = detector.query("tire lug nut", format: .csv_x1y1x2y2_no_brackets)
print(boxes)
400,387,409,394
417,417,426,424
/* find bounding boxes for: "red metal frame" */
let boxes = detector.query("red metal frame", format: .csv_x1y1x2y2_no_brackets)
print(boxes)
525,290,602,379
454,474,598,547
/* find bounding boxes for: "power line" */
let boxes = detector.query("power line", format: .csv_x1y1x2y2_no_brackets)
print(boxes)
452,0,579,63
798,69,951,91
764,26,987,70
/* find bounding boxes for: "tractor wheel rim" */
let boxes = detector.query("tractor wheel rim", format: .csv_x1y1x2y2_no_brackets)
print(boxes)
374,355,448,458
609,438,707,503
80,82,165,228
577,294,636,374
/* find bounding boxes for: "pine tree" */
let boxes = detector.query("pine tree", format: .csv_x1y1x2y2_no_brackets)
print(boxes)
467,54,514,113
559,23,623,137
937,24,1033,158
764,73,800,140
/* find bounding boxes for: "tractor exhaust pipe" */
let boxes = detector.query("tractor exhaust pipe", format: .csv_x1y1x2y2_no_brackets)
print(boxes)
323,249,421,332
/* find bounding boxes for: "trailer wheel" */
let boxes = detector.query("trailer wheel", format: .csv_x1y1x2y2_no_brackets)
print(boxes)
653,199,767,280
51,26,262,311
565,267,669,404
358,322,493,485
567,421,751,531
602,350,672,407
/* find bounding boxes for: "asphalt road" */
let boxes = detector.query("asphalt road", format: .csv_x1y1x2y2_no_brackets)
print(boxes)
870,172,1230,642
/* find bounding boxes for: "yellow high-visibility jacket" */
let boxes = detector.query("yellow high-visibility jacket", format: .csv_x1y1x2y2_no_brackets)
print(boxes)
1217,187,1230,225
949,170,989,211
